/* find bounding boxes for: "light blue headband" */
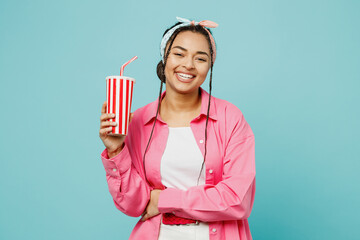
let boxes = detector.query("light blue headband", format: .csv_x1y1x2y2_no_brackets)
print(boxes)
160,17,218,63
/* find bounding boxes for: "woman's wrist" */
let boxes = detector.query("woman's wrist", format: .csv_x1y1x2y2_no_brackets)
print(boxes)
107,143,125,158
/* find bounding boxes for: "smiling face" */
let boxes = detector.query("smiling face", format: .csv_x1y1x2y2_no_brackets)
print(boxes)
164,31,211,95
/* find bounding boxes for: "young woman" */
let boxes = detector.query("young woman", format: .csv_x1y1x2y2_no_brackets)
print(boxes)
99,17,256,240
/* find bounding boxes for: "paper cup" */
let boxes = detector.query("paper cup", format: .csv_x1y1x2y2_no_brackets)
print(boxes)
106,76,135,135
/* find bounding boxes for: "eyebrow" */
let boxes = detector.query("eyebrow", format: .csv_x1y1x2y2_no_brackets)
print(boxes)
172,46,209,57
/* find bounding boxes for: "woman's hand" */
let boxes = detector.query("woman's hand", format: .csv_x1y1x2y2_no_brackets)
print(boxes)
99,101,134,158
141,189,162,221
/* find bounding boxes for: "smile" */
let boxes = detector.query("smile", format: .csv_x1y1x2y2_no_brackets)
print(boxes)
176,72,196,83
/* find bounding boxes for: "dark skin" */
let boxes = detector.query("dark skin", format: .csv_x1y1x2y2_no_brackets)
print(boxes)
141,31,211,221
99,31,211,222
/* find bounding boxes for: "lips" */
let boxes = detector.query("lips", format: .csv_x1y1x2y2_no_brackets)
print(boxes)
175,72,196,83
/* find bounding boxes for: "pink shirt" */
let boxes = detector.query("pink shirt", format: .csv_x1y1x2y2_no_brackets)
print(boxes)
101,88,256,240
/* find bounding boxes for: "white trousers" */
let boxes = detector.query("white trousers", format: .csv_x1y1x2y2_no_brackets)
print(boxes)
158,222,210,240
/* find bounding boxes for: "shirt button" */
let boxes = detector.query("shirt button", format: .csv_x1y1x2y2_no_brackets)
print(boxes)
212,228,217,233
199,139,204,144
112,168,117,172
209,169,213,174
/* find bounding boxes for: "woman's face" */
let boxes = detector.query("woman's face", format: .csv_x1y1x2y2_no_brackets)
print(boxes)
164,31,211,95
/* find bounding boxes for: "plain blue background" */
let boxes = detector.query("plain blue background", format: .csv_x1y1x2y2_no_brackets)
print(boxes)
1,0,359,239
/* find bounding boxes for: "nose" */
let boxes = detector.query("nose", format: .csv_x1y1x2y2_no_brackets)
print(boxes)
183,56,195,69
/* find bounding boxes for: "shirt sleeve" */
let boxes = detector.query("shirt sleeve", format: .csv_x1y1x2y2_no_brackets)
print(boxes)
157,110,256,222
100,117,151,217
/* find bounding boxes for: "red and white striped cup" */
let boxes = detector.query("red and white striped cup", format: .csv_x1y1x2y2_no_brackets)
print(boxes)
106,76,135,135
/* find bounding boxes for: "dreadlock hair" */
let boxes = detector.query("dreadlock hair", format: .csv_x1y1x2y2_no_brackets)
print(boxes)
143,22,215,185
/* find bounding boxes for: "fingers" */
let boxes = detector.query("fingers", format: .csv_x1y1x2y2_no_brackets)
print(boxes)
101,101,106,114
100,101,133,133
140,212,148,222
100,113,115,122
129,113,134,123
100,121,117,129
140,202,161,222
99,126,113,137
141,211,160,221
100,101,115,122
99,104,115,138
100,112,133,123
101,100,133,121
141,211,158,221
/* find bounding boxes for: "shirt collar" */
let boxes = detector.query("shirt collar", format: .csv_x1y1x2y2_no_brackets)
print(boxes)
143,87,217,125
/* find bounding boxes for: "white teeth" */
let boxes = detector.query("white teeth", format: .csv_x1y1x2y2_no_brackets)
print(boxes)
177,73,194,79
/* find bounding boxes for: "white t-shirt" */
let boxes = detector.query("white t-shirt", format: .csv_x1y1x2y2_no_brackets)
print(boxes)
159,127,209,240
160,127,206,189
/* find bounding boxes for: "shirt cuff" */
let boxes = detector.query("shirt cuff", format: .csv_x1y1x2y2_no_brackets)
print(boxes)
101,145,132,178
158,188,183,214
